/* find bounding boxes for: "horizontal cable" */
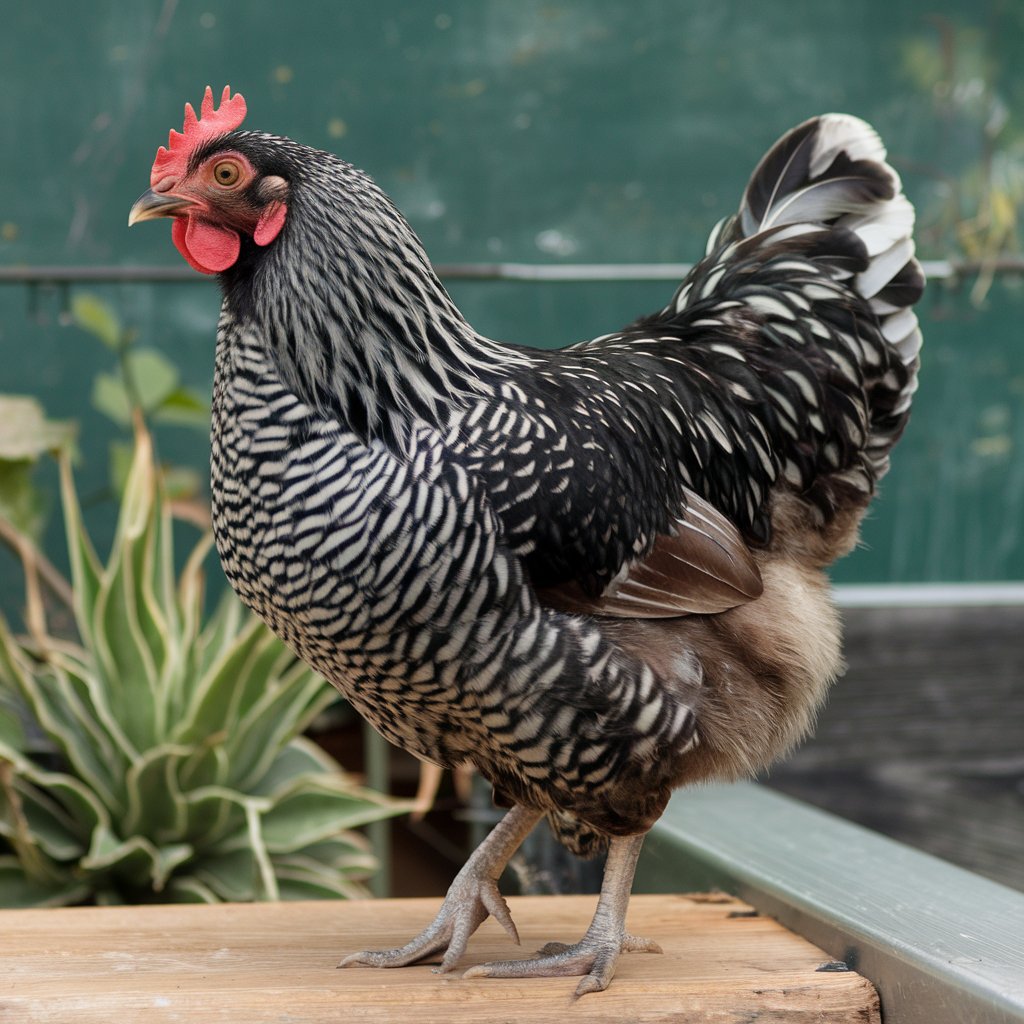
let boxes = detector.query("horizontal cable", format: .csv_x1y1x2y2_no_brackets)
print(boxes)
0,258,1021,286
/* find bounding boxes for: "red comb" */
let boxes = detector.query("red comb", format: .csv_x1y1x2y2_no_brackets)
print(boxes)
150,86,247,186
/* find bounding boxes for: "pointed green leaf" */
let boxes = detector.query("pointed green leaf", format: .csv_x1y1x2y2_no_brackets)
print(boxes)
165,532,212,724
93,548,158,743
59,455,103,651
192,846,258,902
155,498,184,641
227,672,335,791
0,623,123,810
121,744,190,840
153,387,210,429
272,860,369,900
178,740,228,792
48,654,134,805
123,349,180,415
246,800,278,900
1,747,109,839
175,617,268,745
92,373,132,426
0,396,77,460
114,422,157,547
150,843,194,892
191,590,245,681
0,775,86,861
80,830,165,891
108,439,134,494
71,293,122,350
274,839,378,888
228,634,298,730
0,761,48,886
82,823,120,861
90,432,162,748
248,737,341,797
0,696,27,751
90,560,157,749
164,875,219,903
0,460,47,540
173,533,213,703
293,835,377,872
0,858,90,907
182,785,255,849
121,483,175,738
260,777,407,854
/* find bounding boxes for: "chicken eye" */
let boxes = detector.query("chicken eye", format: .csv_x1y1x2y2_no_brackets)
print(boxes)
212,161,241,187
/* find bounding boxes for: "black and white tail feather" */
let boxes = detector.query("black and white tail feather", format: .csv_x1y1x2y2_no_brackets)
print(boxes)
673,114,924,501
738,113,922,397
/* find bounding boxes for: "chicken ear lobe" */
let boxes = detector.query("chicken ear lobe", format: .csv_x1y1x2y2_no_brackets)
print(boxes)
539,491,762,619
254,201,287,246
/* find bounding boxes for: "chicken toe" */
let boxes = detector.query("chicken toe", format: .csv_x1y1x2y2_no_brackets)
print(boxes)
339,804,541,972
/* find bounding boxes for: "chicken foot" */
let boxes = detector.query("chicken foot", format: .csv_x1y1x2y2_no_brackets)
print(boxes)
462,832,658,996
339,803,542,972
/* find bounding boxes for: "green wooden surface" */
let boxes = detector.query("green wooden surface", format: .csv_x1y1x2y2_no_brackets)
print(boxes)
1,0,1023,596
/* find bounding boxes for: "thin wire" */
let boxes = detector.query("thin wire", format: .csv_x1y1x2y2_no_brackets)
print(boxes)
0,258,1017,286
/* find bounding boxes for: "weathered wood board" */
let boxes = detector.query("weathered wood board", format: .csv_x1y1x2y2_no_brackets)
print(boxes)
0,894,879,1023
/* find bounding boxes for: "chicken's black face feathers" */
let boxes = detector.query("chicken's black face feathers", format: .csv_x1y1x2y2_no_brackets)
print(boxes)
136,98,923,989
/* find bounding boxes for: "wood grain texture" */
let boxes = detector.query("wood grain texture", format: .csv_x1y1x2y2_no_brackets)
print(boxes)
0,894,879,1024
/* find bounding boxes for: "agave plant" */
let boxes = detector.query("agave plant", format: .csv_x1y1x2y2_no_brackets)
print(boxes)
0,423,404,907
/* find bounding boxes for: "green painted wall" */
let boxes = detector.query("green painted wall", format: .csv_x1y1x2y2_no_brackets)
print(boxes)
2,0,1023,598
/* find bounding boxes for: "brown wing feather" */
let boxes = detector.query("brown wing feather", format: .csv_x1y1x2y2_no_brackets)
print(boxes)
538,491,762,619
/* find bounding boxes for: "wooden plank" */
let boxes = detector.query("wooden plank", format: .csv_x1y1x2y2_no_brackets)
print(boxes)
0,894,878,1024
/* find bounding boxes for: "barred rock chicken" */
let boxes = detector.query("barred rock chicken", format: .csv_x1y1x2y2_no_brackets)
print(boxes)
130,87,922,994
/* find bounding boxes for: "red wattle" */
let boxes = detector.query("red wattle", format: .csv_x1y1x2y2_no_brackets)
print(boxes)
171,216,240,274
254,202,287,246
171,218,212,274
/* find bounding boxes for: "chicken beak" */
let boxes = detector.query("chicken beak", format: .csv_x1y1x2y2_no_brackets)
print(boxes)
128,189,195,226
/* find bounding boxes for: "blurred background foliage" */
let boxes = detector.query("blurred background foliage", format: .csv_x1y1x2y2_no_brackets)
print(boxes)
1,1,1023,601
900,13,1024,304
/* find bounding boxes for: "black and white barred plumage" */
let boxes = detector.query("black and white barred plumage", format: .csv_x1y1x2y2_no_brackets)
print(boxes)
208,115,921,838
211,326,701,841
137,104,922,986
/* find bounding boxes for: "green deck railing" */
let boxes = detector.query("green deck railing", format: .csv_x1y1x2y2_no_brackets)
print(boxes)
639,782,1024,1024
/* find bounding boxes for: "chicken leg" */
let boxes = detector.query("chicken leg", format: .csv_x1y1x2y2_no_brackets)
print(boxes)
464,832,660,996
339,803,542,972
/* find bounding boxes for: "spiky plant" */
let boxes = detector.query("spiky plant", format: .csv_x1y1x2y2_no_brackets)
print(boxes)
0,424,405,907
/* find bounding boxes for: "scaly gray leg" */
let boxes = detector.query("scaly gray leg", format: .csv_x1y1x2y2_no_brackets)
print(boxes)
463,832,659,997
339,803,543,973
